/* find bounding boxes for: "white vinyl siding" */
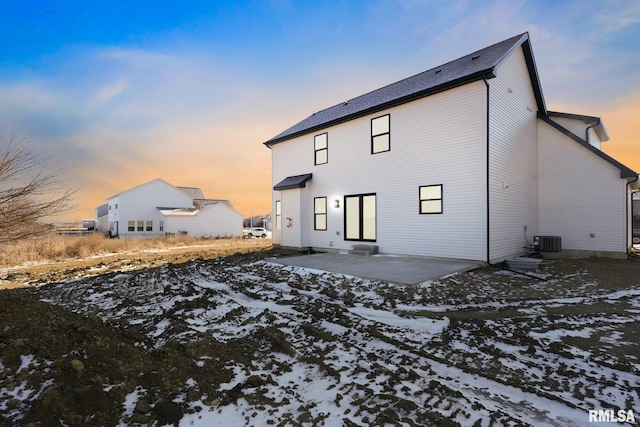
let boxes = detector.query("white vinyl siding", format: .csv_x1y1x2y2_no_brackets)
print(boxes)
487,47,539,261
551,116,602,150
538,120,627,254
163,203,243,238
279,189,303,248
271,81,487,260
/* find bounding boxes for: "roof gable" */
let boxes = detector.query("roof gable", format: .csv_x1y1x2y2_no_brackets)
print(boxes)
107,178,210,203
538,112,636,179
265,32,545,146
548,111,609,142
106,178,182,200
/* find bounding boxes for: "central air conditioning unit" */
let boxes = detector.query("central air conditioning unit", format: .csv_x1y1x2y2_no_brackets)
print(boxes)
533,236,562,252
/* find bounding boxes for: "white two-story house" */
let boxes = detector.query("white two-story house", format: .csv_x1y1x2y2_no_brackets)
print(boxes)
104,178,243,239
264,33,639,262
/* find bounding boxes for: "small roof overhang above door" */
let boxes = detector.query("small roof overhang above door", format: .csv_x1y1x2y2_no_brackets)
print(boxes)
273,173,313,191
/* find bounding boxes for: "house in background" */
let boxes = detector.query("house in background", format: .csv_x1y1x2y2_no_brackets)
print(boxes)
102,178,243,239
244,214,272,230
264,32,639,262
94,203,108,232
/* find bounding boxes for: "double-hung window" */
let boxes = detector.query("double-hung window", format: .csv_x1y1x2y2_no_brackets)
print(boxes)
371,114,390,154
419,184,443,214
314,133,328,165
314,197,327,230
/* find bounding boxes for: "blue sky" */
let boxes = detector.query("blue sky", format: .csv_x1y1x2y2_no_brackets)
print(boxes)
1,0,639,219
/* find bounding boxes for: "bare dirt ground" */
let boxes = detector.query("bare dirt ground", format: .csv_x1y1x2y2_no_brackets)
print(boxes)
0,247,639,426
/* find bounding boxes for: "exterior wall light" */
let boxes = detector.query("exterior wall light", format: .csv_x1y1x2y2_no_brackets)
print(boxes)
334,199,340,208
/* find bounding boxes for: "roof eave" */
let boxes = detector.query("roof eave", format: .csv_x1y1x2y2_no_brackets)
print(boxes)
264,70,498,147
519,37,547,115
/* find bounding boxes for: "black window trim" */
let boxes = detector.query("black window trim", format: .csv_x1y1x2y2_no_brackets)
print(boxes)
371,114,390,154
314,196,327,231
314,132,328,165
419,184,443,214
344,192,377,242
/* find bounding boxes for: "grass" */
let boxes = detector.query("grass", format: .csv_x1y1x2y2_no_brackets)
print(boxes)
0,232,244,266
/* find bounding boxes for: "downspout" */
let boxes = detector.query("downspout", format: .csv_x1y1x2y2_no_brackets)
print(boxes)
585,122,596,147
484,78,547,281
484,78,490,264
627,175,639,258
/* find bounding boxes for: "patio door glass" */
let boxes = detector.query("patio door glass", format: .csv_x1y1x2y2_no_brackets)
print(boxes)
344,194,376,241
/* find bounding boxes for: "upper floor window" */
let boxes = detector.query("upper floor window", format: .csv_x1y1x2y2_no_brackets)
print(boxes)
371,114,390,154
314,133,328,165
419,184,443,214
314,197,327,230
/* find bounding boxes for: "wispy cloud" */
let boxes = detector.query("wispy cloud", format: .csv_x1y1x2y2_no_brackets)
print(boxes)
89,80,129,107
0,0,638,219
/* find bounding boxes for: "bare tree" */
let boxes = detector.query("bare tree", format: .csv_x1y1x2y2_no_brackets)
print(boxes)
0,127,77,243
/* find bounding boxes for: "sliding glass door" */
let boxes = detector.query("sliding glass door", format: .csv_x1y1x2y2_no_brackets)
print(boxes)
344,194,376,241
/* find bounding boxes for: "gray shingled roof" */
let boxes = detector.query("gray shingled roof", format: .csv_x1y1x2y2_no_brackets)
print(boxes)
265,32,543,146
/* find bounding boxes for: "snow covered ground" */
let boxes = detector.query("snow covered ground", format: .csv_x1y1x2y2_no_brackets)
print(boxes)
2,254,639,426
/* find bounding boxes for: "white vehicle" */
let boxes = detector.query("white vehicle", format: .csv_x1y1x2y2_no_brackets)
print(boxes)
243,227,271,238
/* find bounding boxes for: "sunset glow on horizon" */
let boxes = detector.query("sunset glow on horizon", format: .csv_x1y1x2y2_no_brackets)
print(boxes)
1,1,638,221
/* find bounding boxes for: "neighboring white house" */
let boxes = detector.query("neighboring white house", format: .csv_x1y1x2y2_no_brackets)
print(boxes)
95,203,108,232
264,32,639,261
102,178,243,239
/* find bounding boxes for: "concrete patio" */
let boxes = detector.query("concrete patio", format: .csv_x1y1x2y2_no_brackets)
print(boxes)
269,252,481,285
